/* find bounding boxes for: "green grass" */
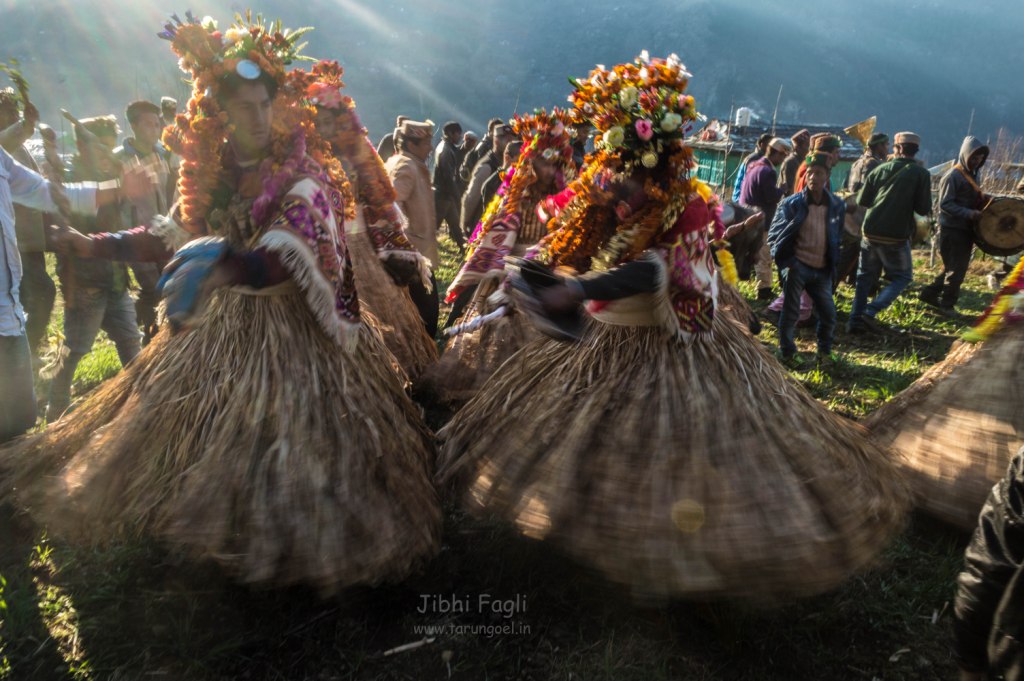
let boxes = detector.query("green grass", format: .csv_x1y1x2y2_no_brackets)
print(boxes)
0,244,1004,679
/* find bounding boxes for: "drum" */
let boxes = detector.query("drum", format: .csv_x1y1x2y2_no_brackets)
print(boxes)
974,195,1024,256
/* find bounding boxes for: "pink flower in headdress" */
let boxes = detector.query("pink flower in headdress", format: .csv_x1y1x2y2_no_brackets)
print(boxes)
307,82,343,109
635,118,654,141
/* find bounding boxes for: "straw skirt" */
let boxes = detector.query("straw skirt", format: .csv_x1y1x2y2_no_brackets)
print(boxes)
865,326,1024,529
439,309,908,602
1,288,441,592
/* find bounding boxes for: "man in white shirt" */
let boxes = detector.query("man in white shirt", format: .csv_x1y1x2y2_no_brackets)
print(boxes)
0,110,153,441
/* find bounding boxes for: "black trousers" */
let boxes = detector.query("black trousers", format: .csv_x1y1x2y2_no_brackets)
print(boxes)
921,228,974,306
435,194,464,249
409,271,439,339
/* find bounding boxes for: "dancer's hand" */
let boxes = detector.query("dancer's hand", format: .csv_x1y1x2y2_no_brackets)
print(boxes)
158,237,231,333
539,282,583,314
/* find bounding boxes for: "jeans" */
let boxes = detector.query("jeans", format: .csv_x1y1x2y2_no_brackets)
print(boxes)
850,239,913,322
409,271,439,339
0,334,36,442
47,287,141,419
921,227,974,307
778,261,836,356
18,251,56,356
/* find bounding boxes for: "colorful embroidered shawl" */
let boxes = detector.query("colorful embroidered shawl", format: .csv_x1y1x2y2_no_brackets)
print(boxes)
258,155,361,345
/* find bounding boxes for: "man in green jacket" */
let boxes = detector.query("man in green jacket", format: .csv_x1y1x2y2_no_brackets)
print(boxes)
847,131,931,334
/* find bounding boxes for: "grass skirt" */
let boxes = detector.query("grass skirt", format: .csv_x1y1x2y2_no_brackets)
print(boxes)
348,229,438,381
420,277,539,406
1,290,441,592
864,326,1024,529
438,312,908,602
715,277,760,334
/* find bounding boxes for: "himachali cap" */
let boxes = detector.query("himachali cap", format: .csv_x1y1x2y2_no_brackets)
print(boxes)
894,131,920,146
812,134,842,152
805,151,831,169
868,132,889,147
790,129,811,146
768,137,792,154
398,119,434,139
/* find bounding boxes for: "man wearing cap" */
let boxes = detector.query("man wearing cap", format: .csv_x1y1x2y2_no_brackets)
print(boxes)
47,115,143,420
385,118,440,335
768,152,845,367
835,132,889,290
740,136,790,300
460,122,514,241
0,107,153,440
848,131,932,334
920,135,990,313
459,117,503,187
794,134,842,193
432,120,466,250
847,133,889,193
778,129,810,196
115,100,178,344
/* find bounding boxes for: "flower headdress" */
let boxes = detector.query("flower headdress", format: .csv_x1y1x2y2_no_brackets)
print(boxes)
157,11,347,232
290,61,407,250
536,53,719,273
568,51,701,172
468,108,576,245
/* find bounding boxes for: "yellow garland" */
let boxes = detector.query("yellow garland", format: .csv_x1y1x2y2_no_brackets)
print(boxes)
963,256,1024,342
715,242,739,286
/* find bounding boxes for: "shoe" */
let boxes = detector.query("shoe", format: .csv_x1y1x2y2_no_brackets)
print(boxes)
761,308,781,325
757,287,774,302
919,290,941,308
779,351,804,369
860,315,887,334
846,318,866,335
816,351,839,369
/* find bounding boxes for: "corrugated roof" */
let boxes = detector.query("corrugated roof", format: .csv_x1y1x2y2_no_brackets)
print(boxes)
688,118,865,160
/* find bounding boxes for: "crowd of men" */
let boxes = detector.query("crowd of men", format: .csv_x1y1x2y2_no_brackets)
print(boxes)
725,126,990,367
0,90,177,429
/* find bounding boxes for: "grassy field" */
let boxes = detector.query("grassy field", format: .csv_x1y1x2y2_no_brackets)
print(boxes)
0,242,1003,680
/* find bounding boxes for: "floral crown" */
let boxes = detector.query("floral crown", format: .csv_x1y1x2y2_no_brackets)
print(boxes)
155,12,333,232
158,11,312,92
511,108,575,166
569,51,700,170
292,60,350,111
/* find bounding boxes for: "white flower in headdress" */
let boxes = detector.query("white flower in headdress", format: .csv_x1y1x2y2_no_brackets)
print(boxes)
201,16,218,30
660,112,683,133
619,86,638,109
603,126,625,149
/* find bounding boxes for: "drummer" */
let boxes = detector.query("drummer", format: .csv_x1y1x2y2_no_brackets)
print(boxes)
920,136,989,314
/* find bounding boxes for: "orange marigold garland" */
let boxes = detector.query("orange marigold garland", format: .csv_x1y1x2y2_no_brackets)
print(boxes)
537,52,723,276
467,108,576,252
156,11,352,232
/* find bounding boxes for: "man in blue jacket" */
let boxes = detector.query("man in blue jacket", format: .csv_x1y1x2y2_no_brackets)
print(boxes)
768,152,844,367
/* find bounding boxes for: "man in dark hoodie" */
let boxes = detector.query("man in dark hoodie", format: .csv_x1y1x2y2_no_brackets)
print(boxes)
954,446,1024,681
920,136,989,313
